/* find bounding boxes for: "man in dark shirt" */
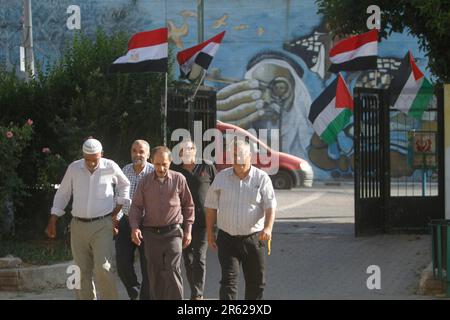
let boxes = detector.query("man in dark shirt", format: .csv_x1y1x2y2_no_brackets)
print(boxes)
129,146,194,300
172,140,216,300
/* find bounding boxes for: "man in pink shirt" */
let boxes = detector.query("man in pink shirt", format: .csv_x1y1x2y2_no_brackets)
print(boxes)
129,146,194,300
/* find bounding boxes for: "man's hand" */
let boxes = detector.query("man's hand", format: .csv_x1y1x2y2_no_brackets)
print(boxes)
260,208,275,242
258,227,272,242
207,230,218,251
45,215,58,239
112,214,120,236
131,228,143,246
182,232,192,249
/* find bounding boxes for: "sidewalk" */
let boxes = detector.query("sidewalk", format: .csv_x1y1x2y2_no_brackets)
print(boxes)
0,224,434,300
0,187,438,300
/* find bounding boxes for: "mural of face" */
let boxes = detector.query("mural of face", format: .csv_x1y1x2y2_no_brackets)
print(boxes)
249,63,295,115
217,52,313,160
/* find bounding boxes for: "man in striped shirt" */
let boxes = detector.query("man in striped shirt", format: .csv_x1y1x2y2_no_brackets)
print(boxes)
115,140,153,300
204,140,277,300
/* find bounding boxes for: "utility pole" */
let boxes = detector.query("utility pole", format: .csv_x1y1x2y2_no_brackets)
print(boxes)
22,0,35,80
187,0,205,137
197,0,204,43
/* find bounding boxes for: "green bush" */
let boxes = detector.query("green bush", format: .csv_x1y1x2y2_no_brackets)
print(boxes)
0,240,72,265
0,120,34,238
0,29,172,240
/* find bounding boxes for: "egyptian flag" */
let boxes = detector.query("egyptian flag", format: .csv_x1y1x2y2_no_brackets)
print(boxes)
308,74,353,145
328,29,378,73
109,28,168,74
176,31,225,78
390,51,433,119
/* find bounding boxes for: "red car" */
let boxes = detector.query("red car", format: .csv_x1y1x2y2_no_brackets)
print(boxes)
215,121,313,189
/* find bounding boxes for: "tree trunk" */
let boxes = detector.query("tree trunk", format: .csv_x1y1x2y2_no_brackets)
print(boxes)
1,198,15,238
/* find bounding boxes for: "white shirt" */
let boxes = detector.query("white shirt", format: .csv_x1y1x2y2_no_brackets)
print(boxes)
204,166,277,236
51,158,131,218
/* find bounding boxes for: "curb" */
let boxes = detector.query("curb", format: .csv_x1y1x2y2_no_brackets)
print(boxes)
0,250,119,292
417,262,446,297
0,261,73,291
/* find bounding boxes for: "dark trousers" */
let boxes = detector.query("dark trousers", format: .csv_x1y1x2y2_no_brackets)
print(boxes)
182,226,208,299
217,229,266,300
115,217,150,300
142,226,184,300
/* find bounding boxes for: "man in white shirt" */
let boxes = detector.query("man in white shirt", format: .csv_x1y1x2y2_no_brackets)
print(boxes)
45,138,131,300
204,140,277,300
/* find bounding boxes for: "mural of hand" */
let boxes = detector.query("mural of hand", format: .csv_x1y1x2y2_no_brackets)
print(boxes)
308,124,354,178
217,79,270,129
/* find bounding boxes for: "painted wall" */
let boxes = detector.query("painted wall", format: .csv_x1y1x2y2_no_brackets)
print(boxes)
0,0,433,180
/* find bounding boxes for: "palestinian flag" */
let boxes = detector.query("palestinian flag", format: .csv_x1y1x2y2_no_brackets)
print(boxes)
109,28,168,74
390,51,433,119
329,29,378,73
177,31,225,78
308,74,353,145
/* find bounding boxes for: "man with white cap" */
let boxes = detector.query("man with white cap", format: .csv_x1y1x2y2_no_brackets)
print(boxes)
45,138,131,300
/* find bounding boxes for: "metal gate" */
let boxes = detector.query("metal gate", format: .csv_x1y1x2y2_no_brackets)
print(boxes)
354,88,389,235
354,87,444,236
165,86,216,149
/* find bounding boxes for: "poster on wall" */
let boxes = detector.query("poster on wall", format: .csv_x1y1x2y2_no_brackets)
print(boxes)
409,131,437,169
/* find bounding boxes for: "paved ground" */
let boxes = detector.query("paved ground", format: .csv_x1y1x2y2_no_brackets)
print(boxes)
0,182,434,300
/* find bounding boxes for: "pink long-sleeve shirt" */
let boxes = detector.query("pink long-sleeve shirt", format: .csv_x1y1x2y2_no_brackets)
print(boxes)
129,170,195,234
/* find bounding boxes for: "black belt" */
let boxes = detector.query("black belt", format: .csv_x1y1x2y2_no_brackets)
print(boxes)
144,224,181,234
220,229,259,239
73,213,112,223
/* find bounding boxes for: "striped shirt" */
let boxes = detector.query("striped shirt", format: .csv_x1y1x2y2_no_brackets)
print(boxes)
204,166,277,236
120,162,154,217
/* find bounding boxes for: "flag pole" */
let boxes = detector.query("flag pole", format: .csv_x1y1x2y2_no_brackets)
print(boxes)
164,0,168,146
164,72,168,146
374,69,379,88
189,69,206,102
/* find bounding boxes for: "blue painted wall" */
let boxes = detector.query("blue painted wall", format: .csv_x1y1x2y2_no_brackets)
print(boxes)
0,0,432,180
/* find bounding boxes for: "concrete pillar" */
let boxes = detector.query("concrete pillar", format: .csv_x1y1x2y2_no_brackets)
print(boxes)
22,0,35,80
445,84,450,219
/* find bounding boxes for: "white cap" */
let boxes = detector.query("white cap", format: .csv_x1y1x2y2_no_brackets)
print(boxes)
82,138,103,154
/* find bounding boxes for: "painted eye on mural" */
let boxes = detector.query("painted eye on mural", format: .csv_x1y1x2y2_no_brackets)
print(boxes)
269,77,292,100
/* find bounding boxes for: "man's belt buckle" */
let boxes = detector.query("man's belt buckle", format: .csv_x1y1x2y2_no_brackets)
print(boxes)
149,224,179,234
75,213,111,222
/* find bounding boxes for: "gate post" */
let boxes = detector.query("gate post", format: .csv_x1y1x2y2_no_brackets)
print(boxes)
445,85,450,219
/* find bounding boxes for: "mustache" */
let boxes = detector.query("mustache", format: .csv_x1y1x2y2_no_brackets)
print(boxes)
132,159,146,164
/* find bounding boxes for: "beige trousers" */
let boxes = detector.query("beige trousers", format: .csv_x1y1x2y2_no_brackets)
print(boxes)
70,217,118,300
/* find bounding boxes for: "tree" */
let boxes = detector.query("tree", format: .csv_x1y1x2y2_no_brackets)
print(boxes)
0,29,170,239
316,0,450,82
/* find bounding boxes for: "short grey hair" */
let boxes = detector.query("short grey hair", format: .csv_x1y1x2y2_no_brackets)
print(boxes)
227,139,251,156
151,146,172,161
132,139,150,151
